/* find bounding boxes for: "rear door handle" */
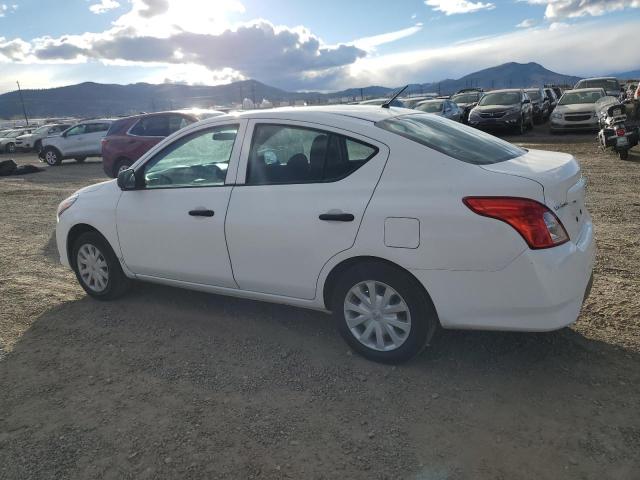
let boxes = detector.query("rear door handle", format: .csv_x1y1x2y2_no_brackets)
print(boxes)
319,212,354,222
189,209,215,217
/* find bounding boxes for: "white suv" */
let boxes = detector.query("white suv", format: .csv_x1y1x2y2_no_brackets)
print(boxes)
40,119,113,165
55,106,595,363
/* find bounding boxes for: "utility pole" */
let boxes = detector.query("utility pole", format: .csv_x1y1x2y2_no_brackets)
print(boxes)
16,81,29,125
360,88,364,101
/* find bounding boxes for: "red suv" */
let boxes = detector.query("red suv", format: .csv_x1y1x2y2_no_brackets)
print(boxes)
102,112,197,177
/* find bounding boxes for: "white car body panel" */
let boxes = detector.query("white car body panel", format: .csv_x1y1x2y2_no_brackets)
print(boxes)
56,106,595,332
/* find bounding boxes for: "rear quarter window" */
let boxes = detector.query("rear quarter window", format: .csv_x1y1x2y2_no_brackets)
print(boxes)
376,113,525,165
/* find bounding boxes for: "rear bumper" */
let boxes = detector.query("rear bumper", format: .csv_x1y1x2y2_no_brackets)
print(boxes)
410,219,596,332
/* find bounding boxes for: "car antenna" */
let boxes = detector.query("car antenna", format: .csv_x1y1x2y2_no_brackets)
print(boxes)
381,85,409,109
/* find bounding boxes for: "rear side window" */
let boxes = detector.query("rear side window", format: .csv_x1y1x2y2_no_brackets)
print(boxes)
246,124,377,185
376,113,525,165
130,115,171,137
86,123,111,133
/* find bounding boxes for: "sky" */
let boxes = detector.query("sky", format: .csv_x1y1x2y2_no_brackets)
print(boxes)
0,0,639,94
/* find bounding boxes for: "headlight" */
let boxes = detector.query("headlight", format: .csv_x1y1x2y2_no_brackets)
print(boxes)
551,112,562,119
57,194,78,218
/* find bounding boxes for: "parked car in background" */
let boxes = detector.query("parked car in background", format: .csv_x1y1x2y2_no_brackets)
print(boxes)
55,105,594,363
450,90,484,124
414,99,462,121
0,128,35,153
102,111,202,177
468,89,534,134
574,77,621,98
40,119,113,166
550,88,606,133
544,88,559,112
525,88,551,123
401,95,438,109
15,123,72,153
359,98,406,107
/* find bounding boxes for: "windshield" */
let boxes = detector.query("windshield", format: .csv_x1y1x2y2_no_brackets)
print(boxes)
478,92,520,106
559,91,603,105
576,79,620,91
451,93,479,103
5,130,22,138
376,113,525,165
33,126,50,134
416,102,443,113
525,91,541,100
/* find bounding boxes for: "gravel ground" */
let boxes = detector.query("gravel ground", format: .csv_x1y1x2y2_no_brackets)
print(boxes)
1,126,639,480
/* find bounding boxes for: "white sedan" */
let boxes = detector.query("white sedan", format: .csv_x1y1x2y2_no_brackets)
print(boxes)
55,106,595,363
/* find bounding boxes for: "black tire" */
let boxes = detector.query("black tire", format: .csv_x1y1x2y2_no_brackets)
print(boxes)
34,140,42,153
619,149,629,160
75,157,86,163
71,231,130,300
515,117,525,135
43,147,62,166
331,261,438,364
5,142,16,154
114,158,132,178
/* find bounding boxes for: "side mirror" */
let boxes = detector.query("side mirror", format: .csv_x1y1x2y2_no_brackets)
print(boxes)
117,168,140,190
523,99,531,104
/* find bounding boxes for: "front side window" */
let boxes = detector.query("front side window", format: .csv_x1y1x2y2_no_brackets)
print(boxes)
246,124,377,185
86,123,111,134
376,113,525,165
143,124,238,189
66,125,87,136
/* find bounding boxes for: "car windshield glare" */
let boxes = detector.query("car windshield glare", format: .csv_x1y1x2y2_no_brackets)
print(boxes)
479,92,520,106
559,91,603,105
451,94,477,103
416,102,443,113
376,113,525,165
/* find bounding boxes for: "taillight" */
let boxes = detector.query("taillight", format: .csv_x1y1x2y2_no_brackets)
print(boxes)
616,128,625,137
463,197,569,249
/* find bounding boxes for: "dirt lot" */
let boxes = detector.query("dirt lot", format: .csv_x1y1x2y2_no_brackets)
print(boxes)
1,126,639,480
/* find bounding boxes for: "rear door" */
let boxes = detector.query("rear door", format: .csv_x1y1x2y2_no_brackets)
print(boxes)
225,120,389,300
62,124,88,155
85,122,111,155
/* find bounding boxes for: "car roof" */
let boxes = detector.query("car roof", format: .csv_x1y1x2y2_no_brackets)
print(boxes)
485,89,522,93
77,118,114,124
567,88,605,93
193,105,416,126
579,77,618,81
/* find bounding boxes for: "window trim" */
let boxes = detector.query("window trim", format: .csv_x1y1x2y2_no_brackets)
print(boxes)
134,123,241,191
243,122,379,187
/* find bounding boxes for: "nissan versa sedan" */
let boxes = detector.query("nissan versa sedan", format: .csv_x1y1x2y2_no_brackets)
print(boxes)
56,106,595,363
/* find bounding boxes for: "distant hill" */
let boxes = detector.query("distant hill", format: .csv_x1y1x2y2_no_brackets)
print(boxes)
609,69,640,79
0,62,585,119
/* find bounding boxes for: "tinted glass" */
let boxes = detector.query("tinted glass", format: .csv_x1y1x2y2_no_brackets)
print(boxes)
559,91,604,105
376,113,525,165
143,125,238,189
479,92,521,105
451,93,479,103
66,125,87,136
246,124,377,185
131,116,171,137
86,123,110,133
168,115,193,134
416,102,444,113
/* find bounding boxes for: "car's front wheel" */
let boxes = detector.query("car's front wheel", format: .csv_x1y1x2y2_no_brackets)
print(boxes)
332,261,438,363
43,147,61,166
72,231,130,300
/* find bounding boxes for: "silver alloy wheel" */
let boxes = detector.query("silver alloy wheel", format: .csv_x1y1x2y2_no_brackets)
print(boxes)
45,150,58,165
77,243,109,293
343,281,411,352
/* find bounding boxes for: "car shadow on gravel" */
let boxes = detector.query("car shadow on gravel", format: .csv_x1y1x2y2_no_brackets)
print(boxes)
2,281,640,479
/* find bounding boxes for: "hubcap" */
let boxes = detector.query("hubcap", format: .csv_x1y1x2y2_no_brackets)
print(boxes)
45,151,57,165
344,281,411,352
77,244,109,292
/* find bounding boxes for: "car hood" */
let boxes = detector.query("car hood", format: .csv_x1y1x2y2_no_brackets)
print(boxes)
474,104,519,112
75,180,116,196
16,134,33,140
555,103,596,113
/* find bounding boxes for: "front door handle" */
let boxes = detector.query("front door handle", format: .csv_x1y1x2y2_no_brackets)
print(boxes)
189,209,215,217
319,212,354,222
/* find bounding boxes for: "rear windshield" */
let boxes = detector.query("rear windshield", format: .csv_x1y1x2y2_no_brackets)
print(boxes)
416,101,443,113
376,113,525,165
576,79,620,91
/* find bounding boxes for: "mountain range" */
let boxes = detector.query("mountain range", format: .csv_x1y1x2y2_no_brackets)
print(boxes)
0,62,593,119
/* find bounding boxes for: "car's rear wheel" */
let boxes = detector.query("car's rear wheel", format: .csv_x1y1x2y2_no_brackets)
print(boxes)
75,157,86,163
115,159,132,177
43,147,61,166
332,261,438,363
72,231,130,300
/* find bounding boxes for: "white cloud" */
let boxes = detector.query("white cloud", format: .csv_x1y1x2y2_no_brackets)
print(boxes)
0,3,17,17
516,18,536,28
89,0,120,14
424,0,495,15
524,0,640,19
352,24,423,50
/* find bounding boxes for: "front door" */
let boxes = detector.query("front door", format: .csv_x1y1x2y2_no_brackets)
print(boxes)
225,120,389,300
116,122,245,287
